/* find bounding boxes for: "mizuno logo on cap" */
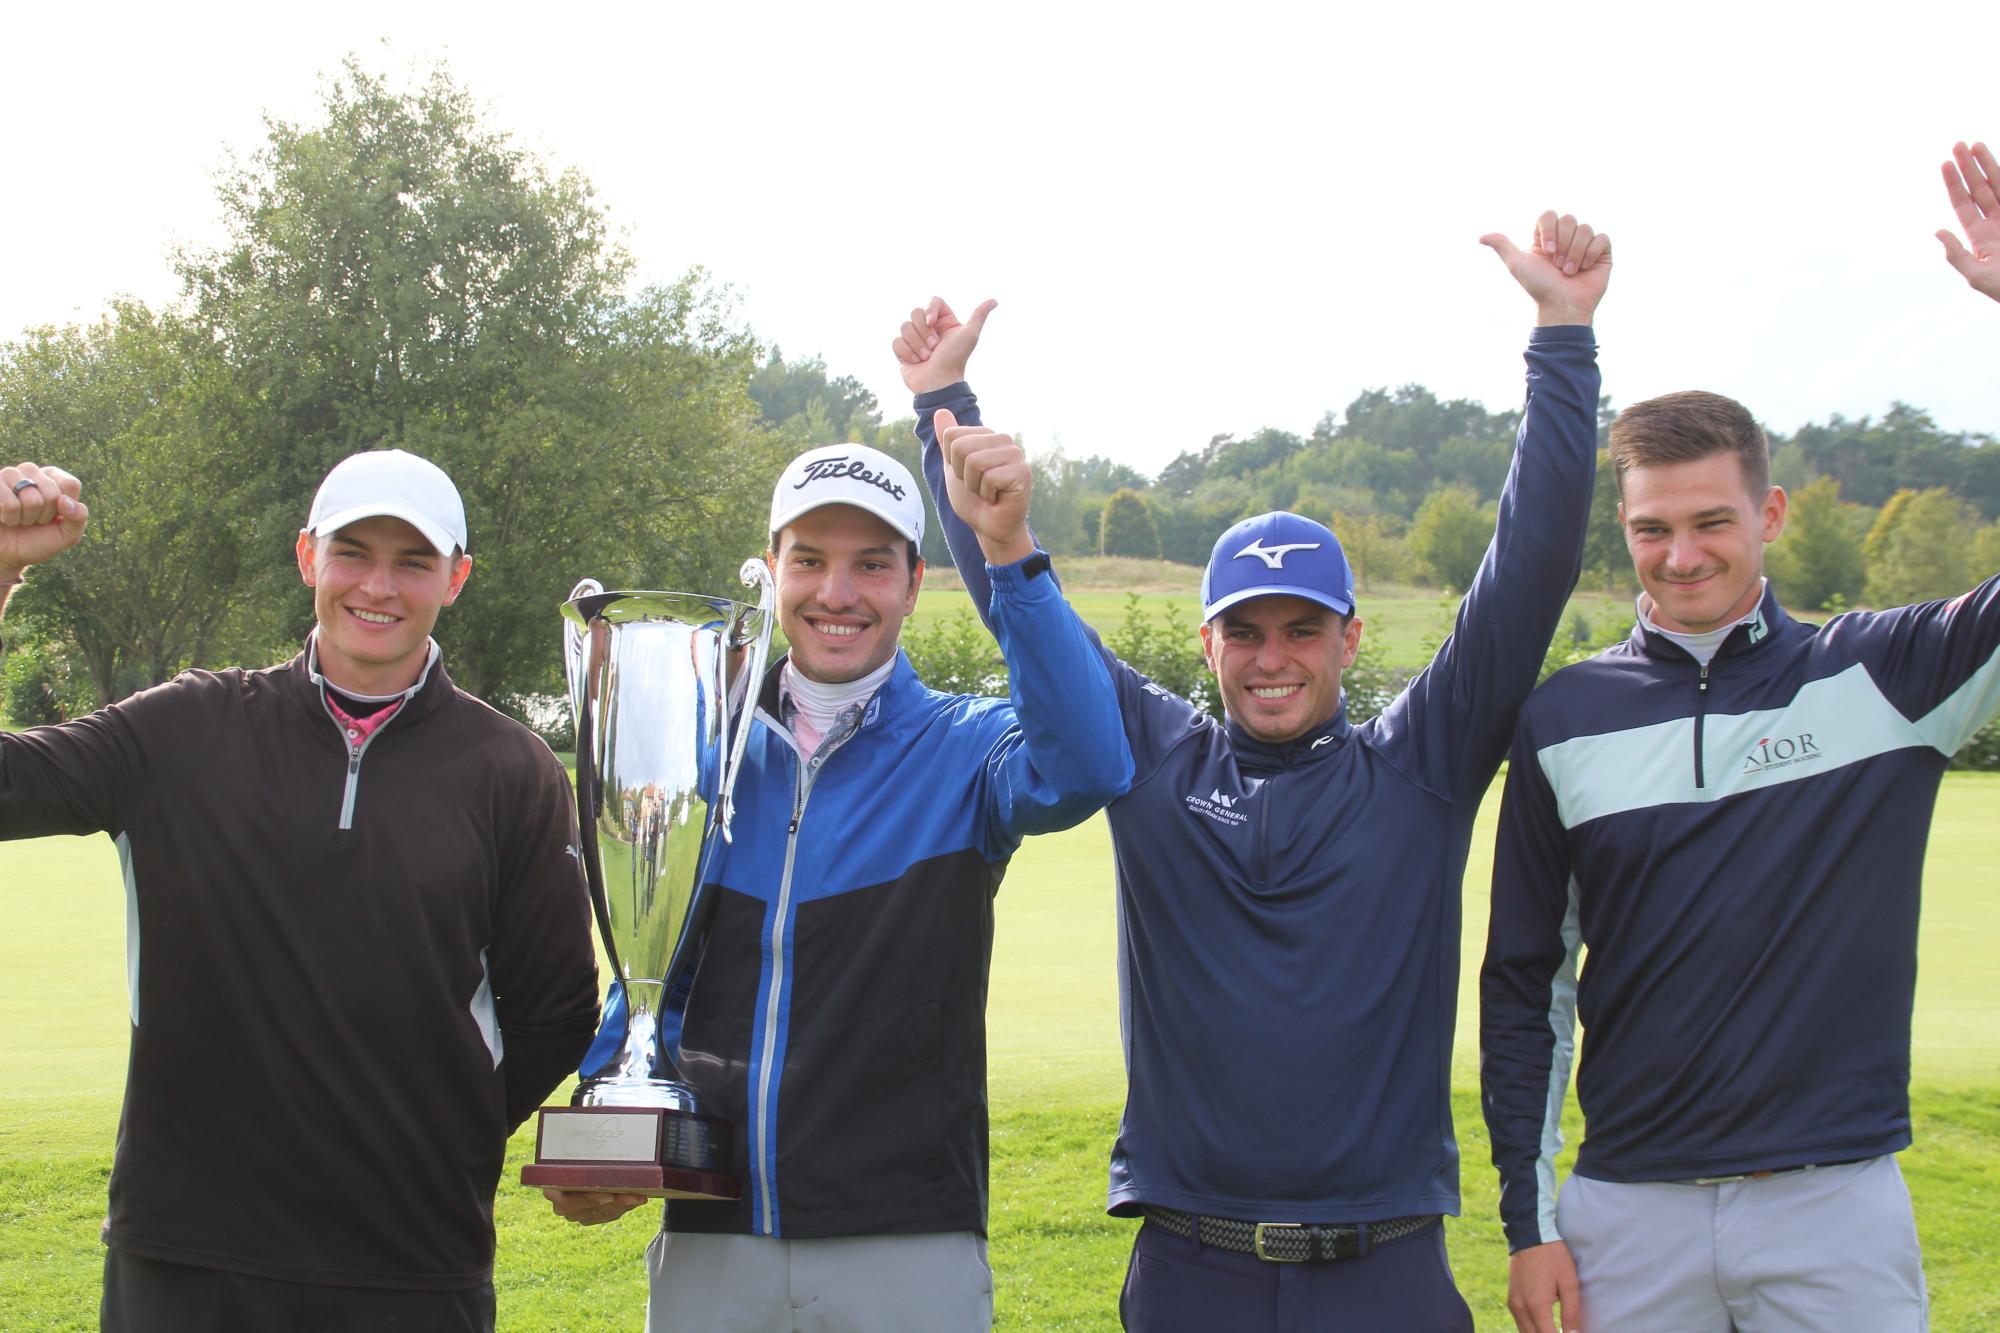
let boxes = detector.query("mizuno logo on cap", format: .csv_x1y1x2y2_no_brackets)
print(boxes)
1234,538,1322,569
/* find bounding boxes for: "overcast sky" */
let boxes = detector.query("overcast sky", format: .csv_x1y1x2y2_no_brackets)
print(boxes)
6,0,1995,475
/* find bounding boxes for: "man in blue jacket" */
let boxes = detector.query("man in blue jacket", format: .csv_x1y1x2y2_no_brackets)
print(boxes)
1482,145,2000,1333
548,438,1132,1332
896,208,1611,1331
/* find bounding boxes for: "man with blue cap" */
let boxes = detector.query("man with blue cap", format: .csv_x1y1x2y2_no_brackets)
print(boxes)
895,208,1612,1330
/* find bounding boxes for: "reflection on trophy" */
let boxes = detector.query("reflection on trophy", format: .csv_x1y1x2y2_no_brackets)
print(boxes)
520,559,775,1200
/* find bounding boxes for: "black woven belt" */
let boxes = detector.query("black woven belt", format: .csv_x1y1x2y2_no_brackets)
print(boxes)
1141,1205,1438,1262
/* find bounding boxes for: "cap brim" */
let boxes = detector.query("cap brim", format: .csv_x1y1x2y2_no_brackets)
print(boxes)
310,503,462,559
770,496,923,547
1202,584,1354,622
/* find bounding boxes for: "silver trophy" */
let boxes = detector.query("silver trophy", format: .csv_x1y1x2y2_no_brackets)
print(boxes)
521,558,775,1201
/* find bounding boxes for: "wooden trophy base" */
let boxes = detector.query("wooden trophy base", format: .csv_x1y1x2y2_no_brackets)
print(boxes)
521,1161,739,1200
522,1104,740,1201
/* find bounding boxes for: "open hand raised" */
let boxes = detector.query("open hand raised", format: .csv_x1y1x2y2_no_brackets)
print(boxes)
933,408,1035,567
1480,212,1612,326
0,462,88,578
893,297,997,395
1938,141,2000,303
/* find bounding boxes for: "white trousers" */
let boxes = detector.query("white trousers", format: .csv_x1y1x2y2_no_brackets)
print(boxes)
1557,1155,1928,1333
644,1229,993,1333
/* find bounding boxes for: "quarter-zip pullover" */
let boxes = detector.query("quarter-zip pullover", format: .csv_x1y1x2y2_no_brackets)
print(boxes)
0,645,600,1289
918,325,1602,1224
663,554,1132,1240
1482,577,2000,1253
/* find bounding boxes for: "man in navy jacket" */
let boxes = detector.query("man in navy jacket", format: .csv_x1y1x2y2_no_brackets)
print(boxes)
896,209,1610,1331
1483,144,2000,1333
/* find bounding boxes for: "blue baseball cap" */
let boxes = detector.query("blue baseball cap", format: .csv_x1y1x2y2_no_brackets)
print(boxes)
1201,511,1355,621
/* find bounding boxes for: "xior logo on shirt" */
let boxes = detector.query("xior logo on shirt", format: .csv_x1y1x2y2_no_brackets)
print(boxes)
795,456,907,501
1185,789,1249,826
1742,733,1822,774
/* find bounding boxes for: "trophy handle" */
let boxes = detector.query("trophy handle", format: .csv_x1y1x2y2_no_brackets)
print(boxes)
718,558,777,843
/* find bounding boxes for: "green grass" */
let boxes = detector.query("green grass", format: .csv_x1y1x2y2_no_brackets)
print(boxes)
4,778,1998,1328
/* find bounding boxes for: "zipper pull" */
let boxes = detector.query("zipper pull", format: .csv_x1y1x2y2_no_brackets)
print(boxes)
1699,664,1710,691
789,816,799,835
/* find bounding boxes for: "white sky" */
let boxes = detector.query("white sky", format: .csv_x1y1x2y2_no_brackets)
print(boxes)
6,0,1996,475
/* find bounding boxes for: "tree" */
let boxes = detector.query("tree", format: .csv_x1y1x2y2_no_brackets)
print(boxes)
178,57,780,706
1100,488,1162,559
1864,488,1979,608
1330,512,1407,590
1407,486,1493,592
749,350,880,447
1787,404,2000,519
1978,521,2000,584
0,303,268,705
1765,476,1867,611
1581,450,1629,596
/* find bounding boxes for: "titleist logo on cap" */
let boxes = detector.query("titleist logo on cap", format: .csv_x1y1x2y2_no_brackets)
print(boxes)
795,456,907,502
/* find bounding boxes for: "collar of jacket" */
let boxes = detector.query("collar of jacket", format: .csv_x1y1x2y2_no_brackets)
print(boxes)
755,649,924,742
1630,581,1795,666
286,630,456,732
1223,695,1353,774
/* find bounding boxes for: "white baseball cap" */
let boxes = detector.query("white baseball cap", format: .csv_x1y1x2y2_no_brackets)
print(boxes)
768,444,924,548
306,449,468,558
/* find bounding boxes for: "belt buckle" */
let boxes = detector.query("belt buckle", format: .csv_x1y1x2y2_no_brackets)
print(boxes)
1252,1222,1304,1262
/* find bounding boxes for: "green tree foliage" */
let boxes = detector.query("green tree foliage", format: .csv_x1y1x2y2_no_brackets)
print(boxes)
1099,489,1162,559
1864,488,1981,608
1582,450,1631,596
748,350,878,447
174,57,781,706
1975,521,2000,584
1787,404,2000,518
1765,477,1867,611
0,304,267,704
899,607,1006,697
1407,487,1493,593
1330,512,1408,590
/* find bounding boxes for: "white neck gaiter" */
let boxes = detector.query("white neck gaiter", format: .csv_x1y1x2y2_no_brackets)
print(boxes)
1639,579,1766,667
782,656,896,761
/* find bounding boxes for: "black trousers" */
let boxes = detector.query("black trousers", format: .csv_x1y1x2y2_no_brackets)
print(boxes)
101,1248,495,1333
1119,1218,1475,1333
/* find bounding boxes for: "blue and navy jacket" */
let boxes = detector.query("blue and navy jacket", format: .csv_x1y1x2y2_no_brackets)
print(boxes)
1481,576,2000,1253
664,558,1131,1240
917,325,1600,1223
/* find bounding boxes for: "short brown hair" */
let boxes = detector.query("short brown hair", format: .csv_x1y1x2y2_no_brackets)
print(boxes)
1607,391,1770,500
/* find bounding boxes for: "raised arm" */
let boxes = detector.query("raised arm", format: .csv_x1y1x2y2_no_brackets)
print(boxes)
924,409,1132,843
1481,728,1586,1333
896,298,1007,625
1937,140,2000,303
1368,212,1608,799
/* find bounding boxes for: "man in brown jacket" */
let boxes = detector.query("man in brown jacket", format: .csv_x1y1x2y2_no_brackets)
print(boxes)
0,450,600,1333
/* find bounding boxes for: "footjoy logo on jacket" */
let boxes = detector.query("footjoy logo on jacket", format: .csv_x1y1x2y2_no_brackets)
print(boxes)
1185,789,1248,827
1742,734,1822,774
795,456,907,501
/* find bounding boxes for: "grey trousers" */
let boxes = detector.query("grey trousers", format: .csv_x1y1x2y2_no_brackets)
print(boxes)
1558,1155,1929,1332
644,1229,993,1333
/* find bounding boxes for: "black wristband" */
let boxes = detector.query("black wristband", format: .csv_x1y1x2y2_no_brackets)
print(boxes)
1022,552,1051,582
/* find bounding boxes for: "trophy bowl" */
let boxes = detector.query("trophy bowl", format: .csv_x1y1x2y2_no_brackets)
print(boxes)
522,561,773,1201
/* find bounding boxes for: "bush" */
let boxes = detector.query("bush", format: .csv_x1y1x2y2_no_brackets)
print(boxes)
1865,488,1980,607
1099,490,1162,560
901,608,1008,698
1,626,95,727
1408,486,1493,592
1103,594,1218,718
1952,719,2000,771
